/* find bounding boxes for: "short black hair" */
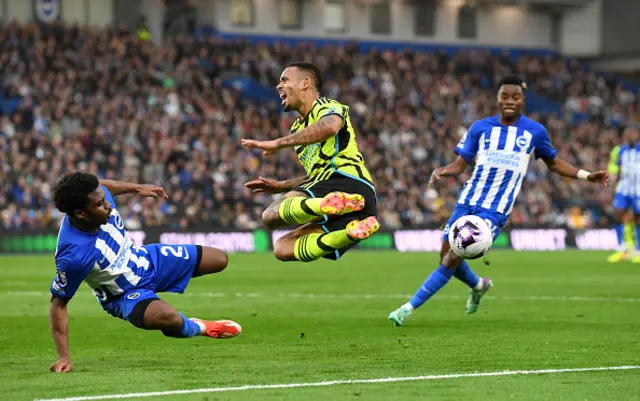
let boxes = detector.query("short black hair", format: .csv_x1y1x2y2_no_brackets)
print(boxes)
53,172,100,214
497,75,527,93
287,62,324,93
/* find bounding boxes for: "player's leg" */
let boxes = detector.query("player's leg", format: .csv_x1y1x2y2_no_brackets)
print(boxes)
260,189,366,230
261,190,309,229
271,177,379,261
128,296,240,339
273,216,380,262
389,208,497,326
388,209,465,326
608,194,629,262
388,240,463,326
444,238,493,314
192,246,229,276
629,199,640,263
139,244,241,337
624,214,636,250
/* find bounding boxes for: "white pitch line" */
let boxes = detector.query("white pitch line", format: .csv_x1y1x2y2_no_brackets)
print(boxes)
34,365,640,401
6,291,640,303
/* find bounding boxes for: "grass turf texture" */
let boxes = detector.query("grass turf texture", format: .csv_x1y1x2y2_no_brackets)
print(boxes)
0,251,638,401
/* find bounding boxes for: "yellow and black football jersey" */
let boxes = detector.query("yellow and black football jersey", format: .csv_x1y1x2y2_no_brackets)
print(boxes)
290,97,375,191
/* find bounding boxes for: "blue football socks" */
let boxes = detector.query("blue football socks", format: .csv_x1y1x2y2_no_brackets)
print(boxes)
615,223,624,248
408,265,455,309
454,260,480,289
162,313,202,338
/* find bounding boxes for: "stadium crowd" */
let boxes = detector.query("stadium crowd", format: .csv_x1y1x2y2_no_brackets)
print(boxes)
0,21,635,231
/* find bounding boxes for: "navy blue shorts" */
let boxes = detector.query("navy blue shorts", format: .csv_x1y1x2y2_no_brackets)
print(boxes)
443,205,508,243
101,244,201,321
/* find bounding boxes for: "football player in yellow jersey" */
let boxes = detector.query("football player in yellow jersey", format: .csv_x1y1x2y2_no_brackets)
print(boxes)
241,62,380,262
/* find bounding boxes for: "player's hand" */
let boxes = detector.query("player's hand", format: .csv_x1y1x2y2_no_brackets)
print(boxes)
136,184,169,199
50,357,72,373
588,171,609,186
241,139,280,156
428,168,443,187
245,177,289,194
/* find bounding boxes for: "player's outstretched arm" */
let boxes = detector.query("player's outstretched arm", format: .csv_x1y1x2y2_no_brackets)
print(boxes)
429,156,469,186
99,179,168,199
245,175,309,194
543,157,609,185
241,115,343,156
49,296,72,373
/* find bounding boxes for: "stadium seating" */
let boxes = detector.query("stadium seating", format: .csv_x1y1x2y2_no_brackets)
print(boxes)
0,21,635,230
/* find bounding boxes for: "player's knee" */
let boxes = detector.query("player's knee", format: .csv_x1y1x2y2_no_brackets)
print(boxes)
442,249,462,269
217,251,229,270
439,240,450,263
205,247,229,272
273,238,296,262
439,247,447,263
131,298,182,331
261,208,280,229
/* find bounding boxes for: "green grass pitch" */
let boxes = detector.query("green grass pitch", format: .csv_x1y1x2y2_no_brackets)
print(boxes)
0,250,639,401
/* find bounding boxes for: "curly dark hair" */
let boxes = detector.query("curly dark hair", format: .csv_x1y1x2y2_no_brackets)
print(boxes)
53,172,100,214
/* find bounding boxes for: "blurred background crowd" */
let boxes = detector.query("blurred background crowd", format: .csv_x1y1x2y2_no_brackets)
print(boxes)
0,21,634,231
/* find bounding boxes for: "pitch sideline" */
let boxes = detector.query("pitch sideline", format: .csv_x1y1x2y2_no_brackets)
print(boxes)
35,365,640,401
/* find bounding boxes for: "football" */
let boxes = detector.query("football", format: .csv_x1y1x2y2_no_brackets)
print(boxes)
448,215,493,259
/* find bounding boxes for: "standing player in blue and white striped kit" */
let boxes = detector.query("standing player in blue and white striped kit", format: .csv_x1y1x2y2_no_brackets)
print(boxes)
49,172,241,373
388,76,609,326
607,127,640,263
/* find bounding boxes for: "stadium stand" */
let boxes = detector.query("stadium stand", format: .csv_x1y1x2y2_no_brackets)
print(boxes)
0,21,635,230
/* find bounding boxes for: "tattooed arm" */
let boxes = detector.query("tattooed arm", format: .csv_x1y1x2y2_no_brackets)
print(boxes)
241,115,343,156
274,115,343,149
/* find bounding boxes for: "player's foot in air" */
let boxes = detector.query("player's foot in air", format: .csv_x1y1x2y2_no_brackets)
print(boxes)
319,192,365,216
191,318,242,339
346,216,380,240
607,251,628,263
465,278,493,315
388,305,412,326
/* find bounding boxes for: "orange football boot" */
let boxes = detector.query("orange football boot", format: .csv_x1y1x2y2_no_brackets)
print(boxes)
190,319,242,339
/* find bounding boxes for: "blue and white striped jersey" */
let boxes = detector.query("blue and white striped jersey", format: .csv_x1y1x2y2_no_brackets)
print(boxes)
614,144,640,197
454,115,557,216
50,186,154,303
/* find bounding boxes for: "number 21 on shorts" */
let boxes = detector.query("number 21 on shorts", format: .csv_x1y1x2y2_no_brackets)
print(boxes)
160,245,190,260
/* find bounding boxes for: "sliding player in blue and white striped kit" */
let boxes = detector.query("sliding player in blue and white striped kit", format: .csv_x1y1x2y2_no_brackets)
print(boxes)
389,75,609,326
49,172,241,373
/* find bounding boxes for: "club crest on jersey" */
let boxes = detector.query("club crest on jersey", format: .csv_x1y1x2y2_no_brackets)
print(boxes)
113,213,124,230
328,106,343,116
127,292,141,300
516,132,532,151
55,271,67,288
